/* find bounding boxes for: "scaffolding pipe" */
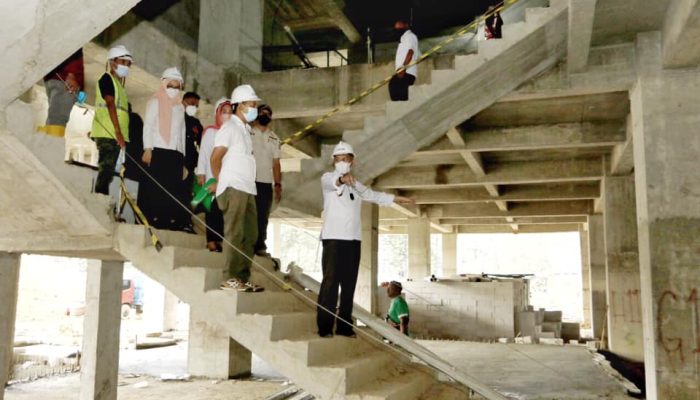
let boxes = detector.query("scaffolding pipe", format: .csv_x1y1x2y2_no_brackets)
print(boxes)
286,264,509,400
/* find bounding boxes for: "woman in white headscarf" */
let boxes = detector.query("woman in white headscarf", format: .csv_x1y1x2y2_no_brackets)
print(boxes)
196,97,232,251
140,67,188,230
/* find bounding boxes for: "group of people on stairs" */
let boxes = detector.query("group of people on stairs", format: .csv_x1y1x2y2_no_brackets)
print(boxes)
49,37,420,340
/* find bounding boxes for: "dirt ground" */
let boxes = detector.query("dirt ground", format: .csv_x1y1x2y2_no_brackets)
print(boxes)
4,374,286,400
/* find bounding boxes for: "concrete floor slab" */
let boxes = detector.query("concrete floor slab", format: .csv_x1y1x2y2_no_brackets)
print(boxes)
418,340,633,399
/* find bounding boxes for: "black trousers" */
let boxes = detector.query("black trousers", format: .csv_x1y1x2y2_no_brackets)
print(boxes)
139,148,189,230
317,239,361,336
388,73,416,101
254,182,273,252
205,198,224,243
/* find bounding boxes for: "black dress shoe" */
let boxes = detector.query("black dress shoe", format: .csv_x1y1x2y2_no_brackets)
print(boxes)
319,332,333,338
335,331,357,338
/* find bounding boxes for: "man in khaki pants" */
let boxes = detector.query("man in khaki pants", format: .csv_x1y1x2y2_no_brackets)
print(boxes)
210,85,264,293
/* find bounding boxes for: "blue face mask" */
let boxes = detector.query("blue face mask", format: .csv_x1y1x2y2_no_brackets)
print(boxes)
243,106,258,123
115,64,130,78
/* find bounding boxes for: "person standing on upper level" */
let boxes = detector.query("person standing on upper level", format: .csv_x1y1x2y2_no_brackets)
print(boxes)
196,97,232,252
140,67,188,230
485,5,504,39
389,17,421,101
316,141,414,338
91,45,132,196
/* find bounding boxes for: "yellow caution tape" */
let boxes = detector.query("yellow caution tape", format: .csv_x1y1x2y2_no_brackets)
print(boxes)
281,0,518,146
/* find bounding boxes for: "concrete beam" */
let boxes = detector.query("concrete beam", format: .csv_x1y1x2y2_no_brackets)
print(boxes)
412,122,625,157
662,0,700,68
404,183,600,204
285,16,337,31
567,0,598,72
428,200,593,219
456,223,581,234
0,253,20,398
317,0,361,43
610,114,634,175
376,158,603,190
81,260,124,400
437,216,587,226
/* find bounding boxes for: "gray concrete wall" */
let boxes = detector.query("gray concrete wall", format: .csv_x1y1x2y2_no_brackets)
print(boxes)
0,253,20,400
631,31,700,399
377,280,529,340
588,214,607,339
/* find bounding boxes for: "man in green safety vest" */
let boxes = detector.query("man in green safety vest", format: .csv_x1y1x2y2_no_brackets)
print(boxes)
91,45,133,195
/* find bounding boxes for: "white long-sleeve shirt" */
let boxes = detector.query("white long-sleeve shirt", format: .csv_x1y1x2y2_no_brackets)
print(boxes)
320,171,395,241
143,98,186,155
196,126,218,181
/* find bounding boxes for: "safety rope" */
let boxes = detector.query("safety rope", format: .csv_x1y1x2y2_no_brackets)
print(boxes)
280,0,516,146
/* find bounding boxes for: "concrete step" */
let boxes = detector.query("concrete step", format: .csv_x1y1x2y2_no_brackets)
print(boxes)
171,246,225,269
429,69,459,85
313,352,396,395
363,114,388,131
525,6,551,24
417,383,471,400
284,334,378,366
453,54,480,70
348,367,434,400
502,21,528,40
261,312,318,341
206,290,310,315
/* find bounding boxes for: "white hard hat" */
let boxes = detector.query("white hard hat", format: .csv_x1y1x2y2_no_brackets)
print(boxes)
214,97,231,111
332,141,354,157
231,84,262,103
161,67,183,83
108,45,133,61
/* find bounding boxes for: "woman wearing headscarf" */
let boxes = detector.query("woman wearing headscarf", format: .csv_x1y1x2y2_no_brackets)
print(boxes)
196,97,232,251
141,67,188,230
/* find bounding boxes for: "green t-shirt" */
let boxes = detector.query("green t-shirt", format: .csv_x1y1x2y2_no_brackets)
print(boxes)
388,296,409,324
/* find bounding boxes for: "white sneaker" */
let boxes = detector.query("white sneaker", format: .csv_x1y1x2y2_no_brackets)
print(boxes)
220,279,252,292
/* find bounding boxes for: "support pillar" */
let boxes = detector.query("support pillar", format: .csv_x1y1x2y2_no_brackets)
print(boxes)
188,308,251,378
357,203,379,314
407,216,431,280
0,253,20,400
80,260,123,400
142,278,179,333
588,215,607,339
603,175,644,361
198,0,263,73
631,31,700,398
442,233,458,278
579,225,593,332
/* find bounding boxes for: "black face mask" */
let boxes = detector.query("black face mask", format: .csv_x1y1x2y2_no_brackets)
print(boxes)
257,114,272,126
395,27,408,40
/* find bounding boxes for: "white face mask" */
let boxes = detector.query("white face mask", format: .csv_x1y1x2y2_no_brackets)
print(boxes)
115,64,130,78
334,161,351,175
166,88,180,98
185,105,198,116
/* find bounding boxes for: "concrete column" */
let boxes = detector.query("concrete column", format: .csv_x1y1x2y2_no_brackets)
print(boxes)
271,222,281,258
188,308,251,378
357,203,379,314
0,253,20,400
588,214,607,339
603,176,643,361
81,260,123,400
442,233,458,278
579,226,593,332
631,31,700,399
407,217,431,280
198,0,263,73
142,278,179,333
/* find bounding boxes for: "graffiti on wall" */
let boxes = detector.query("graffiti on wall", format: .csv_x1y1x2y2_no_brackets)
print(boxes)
657,289,700,367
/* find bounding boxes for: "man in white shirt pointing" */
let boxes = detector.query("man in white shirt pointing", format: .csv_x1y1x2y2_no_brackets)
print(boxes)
317,141,414,338
389,17,421,101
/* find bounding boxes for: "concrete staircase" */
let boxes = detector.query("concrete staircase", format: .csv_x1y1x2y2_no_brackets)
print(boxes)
1,0,140,108
279,0,569,216
115,223,471,400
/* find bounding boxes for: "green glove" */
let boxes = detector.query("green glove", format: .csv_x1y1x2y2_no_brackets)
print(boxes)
191,178,216,212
